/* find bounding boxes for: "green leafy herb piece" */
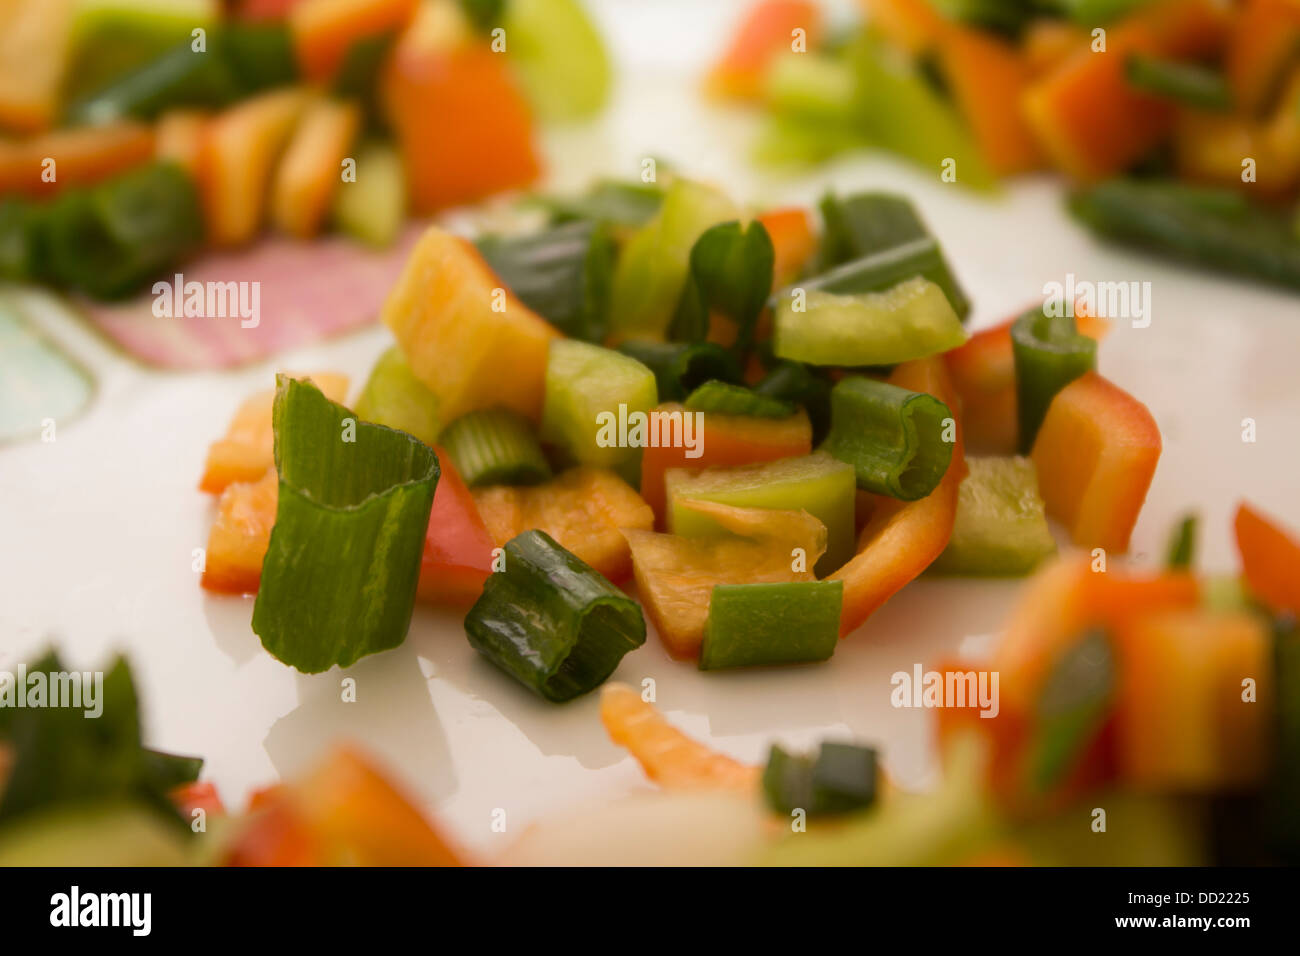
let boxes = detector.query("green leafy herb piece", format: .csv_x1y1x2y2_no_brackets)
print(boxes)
615,340,743,402
754,360,833,444
1011,306,1097,452
440,407,551,487
669,219,774,357
822,375,955,500
0,651,198,832
252,376,440,673
477,220,616,343
1165,512,1199,570
464,530,646,702
818,191,929,269
700,580,843,670
684,380,795,419
535,179,665,231
762,740,879,815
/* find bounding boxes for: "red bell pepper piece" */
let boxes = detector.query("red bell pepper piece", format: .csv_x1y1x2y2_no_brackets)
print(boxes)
416,448,496,607
1234,501,1300,616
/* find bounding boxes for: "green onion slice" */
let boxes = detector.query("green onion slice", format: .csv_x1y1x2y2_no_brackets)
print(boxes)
700,580,842,670
615,340,743,402
252,376,440,673
1165,512,1199,570
822,375,955,500
684,380,795,419
1011,306,1097,453
1125,55,1232,112
464,530,646,702
440,407,551,487
762,740,879,816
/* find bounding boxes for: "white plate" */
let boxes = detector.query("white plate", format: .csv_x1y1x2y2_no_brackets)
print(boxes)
2,0,1299,859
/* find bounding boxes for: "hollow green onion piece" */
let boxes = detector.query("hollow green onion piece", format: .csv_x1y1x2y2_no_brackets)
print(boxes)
700,580,842,670
754,360,833,444
822,375,955,500
252,376,439,674
615,340,743,402
354,346,441,446
43,161,204,300
64,41,235,124
683,380,794,418
818,192,928,268
1024,629,1115,795
931,456,1057,576
464,530,646,702
779,236,970,321
668,218,774,356
440,407,550,487
1011,307,1097,453
761,741,879,816
1165,512,1199,570
541,339,658,471
476,220,616,343
1068,178,1300,291
774,277,967,367
1125,55,1231,112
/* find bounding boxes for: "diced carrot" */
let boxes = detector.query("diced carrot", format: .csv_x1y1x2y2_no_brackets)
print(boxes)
199,87,310,247
1030,371,1160,554
639,404,812,527
289,0,420,83
991,556,1199,715
757,206,816,286
0,0,74,134
472,467,654,583
201,468,278,595
829,356,966,636
1225,0,1300,116
381,228,558,423
600,683,761,794
416,449,497,607
155,110,210,184
1022,19,1088,78
937,25,1044,176
1234,502,1300,616
200,372,349,494
270,96,361,238
706,0,824,101
1113,608,1271,790
0,121,156,198
382,6,539,213
857,0,946,55
1022,0,1232,181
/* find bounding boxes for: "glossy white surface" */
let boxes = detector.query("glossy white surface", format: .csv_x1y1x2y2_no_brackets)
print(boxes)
1,0,1298,857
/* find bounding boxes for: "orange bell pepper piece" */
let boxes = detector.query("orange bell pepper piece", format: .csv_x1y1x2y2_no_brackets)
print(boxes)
416,449,497,607
1113,607,1272,790
0,121,156,198
1234,502,1300,616
1030,371,1160,554
639,403,812,527
269,96,361,238
936,25,1044,176
202,467,279,595
155,110,210,185
944,307,1108,455
828,355,966,636
857,0,946,55
1022,0,1231,181
757,206,817,287
0,0,74,134
622,500,826,659
706,0,823,101
1225,0,1300,116
199,87,310,246
991,555,1199,716
200,372,350,494
600,683,761,794
1022,19,1088,78
290,0,420,83
226,745,464,866
472,467,654,583
382,7,539,213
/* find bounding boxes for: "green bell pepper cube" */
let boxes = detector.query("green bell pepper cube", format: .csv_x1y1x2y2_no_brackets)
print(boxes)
700,580,843,670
